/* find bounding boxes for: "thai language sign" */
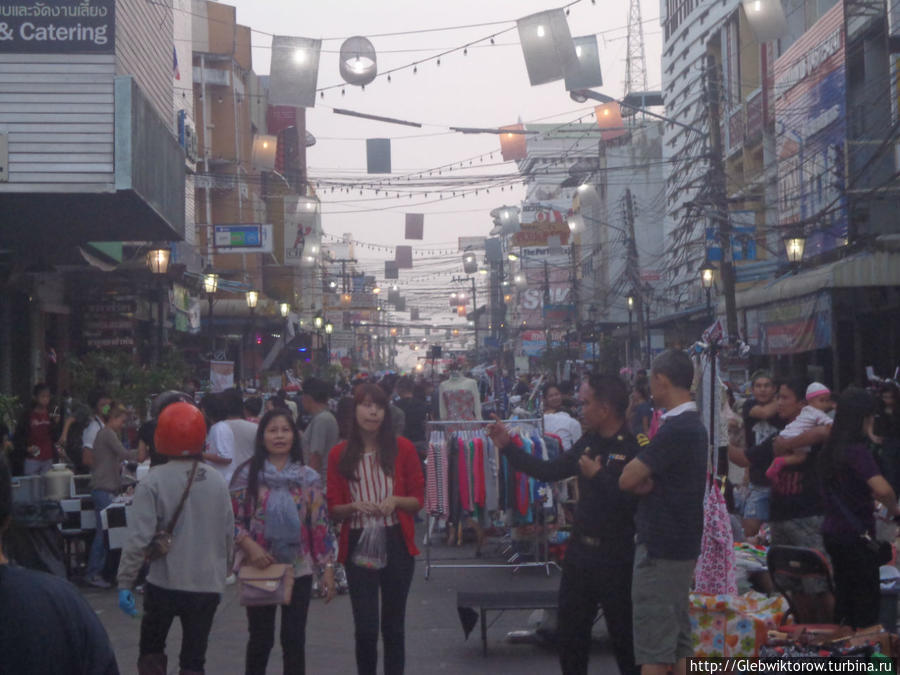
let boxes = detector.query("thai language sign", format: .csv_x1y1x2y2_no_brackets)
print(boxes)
0,0,115,53
745,292,832,355
774,2,847,259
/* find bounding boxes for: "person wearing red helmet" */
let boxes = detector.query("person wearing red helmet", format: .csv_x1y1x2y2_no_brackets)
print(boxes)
116,402,234,675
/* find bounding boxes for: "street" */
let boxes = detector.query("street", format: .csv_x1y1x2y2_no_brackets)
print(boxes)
85,533,618,674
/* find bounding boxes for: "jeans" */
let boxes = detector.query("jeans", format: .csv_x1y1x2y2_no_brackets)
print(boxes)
140,583,220,672
824,535,880,629
345,525,415,675
86,489,114,578
557,556,639,675
24,458,53,475
245,575,313,675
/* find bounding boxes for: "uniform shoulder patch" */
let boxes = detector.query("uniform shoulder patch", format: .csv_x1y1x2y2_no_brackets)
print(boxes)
636,433,650,447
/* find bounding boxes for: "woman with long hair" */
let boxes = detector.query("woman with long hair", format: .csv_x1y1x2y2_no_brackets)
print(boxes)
326,383,424,675
819,387,900,628
870,383,900,493
231,409,337,674
541,382,582,451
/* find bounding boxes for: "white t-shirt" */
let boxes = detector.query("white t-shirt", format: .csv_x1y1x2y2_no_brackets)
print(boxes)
543,411,583,451
206,421,236,483
81,416,104,449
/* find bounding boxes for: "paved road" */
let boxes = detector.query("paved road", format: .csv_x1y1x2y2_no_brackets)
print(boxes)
84,533,619,674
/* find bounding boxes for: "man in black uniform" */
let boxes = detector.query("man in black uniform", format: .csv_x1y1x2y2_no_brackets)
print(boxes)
487,373,642,675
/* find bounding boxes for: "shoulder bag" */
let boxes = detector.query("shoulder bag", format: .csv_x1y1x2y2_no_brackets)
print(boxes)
145,461,199,561
236,483,296,606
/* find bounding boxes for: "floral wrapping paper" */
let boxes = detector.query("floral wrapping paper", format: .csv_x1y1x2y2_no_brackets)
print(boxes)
690,592,791,657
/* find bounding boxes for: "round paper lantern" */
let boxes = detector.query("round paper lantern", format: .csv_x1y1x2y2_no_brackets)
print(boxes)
340,36,377,86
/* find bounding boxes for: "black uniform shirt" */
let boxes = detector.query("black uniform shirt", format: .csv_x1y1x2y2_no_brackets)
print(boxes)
501,426,642,565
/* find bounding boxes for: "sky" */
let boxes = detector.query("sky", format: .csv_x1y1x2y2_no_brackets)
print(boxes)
222,0,663,366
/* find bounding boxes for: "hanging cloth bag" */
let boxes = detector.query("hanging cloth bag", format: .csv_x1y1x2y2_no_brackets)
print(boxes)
694,476,738,595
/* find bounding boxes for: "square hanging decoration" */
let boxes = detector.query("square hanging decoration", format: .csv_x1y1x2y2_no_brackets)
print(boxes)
367,138,392,174
499,124,528,161
395,298,406,312
564,34,603,91
405,213,424,240
595,103,627,141
457,306,467,317
388,289,401,305
269,36,322,108
385,261,399,279
516,8,579,86
410,308,420,321
251,134,278,170
395,245,413,269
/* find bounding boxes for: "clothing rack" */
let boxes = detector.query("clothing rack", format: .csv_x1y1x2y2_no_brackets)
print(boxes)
422,418,560,579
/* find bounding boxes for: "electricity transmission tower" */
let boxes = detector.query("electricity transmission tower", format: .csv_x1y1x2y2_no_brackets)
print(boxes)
625,0,649,95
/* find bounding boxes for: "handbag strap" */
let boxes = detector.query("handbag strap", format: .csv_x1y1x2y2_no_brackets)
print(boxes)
822,476,870,537
166,460,199,534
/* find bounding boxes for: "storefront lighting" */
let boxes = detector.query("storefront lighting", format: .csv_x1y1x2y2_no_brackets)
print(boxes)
699,261,716,289
245,290,259,309
784,234,806,264
203,268,219,294
147,248,170,275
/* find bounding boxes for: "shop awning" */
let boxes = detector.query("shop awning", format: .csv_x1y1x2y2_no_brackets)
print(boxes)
723,251,900,311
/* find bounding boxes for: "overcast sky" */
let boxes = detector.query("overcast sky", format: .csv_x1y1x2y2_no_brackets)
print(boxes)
225,0,662,253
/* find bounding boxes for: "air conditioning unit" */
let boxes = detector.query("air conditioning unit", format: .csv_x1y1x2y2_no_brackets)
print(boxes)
177,110,200,164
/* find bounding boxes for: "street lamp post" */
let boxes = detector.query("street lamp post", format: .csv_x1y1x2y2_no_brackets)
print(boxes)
147,247,170,364
246,290,259,385
700,261,716,321
784,233,806,274
279,302,290,364
324,320,333,369
626,295,634,369
203,267,219,357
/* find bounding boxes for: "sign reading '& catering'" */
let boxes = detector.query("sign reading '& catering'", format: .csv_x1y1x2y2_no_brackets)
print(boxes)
0,0,115,53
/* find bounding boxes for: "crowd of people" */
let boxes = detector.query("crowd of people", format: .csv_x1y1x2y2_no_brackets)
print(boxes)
1,356,899,674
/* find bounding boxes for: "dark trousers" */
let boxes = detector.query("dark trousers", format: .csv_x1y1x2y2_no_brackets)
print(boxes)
557,556,639,675
824,536,881,629
140,583,220,672
345,525,415,675
245,575,313,675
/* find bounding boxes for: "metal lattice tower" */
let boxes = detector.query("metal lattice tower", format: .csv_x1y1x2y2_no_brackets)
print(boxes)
625,0,649,95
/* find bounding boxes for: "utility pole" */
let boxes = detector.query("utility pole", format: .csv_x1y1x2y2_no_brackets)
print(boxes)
705,49,739,340
332,257,358,293
543,260,552,356
624,189,646,366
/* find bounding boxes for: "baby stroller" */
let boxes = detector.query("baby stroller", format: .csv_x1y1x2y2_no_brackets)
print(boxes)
767,545,840,633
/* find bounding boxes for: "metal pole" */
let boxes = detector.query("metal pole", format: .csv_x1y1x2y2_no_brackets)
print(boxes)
208,294,215,356
471,276,478,364
627,309,632,369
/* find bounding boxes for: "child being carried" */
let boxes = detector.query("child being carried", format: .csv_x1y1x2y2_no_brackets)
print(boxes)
765,382,834,481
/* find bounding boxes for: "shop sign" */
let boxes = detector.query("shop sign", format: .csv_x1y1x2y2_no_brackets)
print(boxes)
0,0,115,54
458,237,485,251
774,2,847,258
214,224,262,249
283,196,319,266
746,292,832,355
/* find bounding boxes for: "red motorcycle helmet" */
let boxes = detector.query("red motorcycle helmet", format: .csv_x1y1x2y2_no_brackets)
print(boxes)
154,401,206,457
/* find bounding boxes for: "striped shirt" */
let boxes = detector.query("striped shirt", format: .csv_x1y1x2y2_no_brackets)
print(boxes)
349,452,399,529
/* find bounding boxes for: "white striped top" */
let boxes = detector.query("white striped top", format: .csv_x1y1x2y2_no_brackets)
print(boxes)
349,451,399,529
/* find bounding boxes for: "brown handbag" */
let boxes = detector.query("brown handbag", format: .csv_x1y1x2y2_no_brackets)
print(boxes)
145,461,199,561
238,563,295,606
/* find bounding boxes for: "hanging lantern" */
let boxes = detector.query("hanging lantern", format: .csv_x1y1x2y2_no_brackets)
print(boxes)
499,124,528,161
339,36,377,86
516,8,579,87
565,34,604,91
251,134,278,170
784,233,806,264
741,0,788,42
595,102,626,141
269,35,322,108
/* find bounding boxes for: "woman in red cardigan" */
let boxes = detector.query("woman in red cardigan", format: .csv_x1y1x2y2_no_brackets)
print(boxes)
327,383,424,675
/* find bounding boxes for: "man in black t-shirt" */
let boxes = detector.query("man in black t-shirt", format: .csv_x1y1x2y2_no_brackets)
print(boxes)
488,374,641,675
621,350,708,675
0,457,119,674
736,371,785,536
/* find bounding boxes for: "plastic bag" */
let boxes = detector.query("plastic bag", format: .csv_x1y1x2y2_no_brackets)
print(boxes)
352,520,388,570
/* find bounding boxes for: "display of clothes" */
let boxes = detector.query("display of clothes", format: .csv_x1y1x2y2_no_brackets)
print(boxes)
424,423,560,525
438,373,482,421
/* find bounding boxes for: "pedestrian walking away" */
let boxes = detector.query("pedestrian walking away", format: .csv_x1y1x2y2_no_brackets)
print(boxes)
117,402,234,675
487,373,642,675
231,408,337,675
327,383,425,675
